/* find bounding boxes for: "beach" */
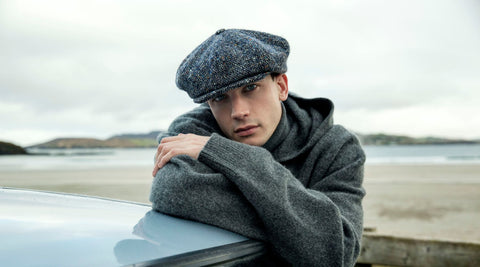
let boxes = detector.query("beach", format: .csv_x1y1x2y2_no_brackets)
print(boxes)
362,164,480,243
0,167,154,204
1,163,479,243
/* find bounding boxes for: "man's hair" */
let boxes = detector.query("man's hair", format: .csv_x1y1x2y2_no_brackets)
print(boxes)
271,73,282,80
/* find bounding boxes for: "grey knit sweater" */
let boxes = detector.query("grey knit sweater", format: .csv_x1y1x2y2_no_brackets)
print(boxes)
149,94,366,266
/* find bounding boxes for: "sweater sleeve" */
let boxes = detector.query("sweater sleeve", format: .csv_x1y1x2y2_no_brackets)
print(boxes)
149,155,268,241
198,131,365,267
149,105,268,241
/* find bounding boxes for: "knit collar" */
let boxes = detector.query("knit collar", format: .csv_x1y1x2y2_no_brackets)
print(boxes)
262,95,334,162
262,102,290,152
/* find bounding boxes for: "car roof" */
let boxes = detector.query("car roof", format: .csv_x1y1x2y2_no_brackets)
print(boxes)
0,188,258,266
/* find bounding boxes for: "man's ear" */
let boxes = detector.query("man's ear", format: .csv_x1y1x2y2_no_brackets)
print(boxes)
277,74,289,101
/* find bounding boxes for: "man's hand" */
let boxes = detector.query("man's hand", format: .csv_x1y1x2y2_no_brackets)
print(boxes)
152,133,210,176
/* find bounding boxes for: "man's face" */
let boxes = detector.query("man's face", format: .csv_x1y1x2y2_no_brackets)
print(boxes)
207,74,289,146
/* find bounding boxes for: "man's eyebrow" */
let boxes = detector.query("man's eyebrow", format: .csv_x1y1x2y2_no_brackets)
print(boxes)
244,81,260,87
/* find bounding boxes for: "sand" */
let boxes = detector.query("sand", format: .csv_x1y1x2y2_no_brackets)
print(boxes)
363,164,480,243
0,167,154,204
1,164,479,243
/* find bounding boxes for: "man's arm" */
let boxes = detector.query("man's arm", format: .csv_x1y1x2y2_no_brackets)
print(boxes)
150,106,269,241
197,130,365,267
150,103,365,266
152,129,364,266
150,154,268,241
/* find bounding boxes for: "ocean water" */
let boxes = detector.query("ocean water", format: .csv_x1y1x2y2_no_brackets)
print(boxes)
0,148,157,171
0,144,479,171
363,144,480,165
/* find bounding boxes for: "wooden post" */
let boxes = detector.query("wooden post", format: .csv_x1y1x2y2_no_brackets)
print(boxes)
356,233,480,267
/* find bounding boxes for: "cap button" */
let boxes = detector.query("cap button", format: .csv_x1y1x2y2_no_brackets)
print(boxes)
215,29,225,35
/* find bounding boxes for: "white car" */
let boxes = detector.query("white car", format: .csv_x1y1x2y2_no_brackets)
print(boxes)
0,188,265,266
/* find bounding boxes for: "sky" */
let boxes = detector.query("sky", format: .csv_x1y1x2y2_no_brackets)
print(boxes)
1,0,479,147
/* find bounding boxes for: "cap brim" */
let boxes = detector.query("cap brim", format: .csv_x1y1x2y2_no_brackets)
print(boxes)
193,72,269,103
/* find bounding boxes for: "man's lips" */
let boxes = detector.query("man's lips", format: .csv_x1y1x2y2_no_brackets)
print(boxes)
234,125,258,137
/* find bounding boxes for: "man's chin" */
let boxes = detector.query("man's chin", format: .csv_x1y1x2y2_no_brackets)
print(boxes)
237,136,266,147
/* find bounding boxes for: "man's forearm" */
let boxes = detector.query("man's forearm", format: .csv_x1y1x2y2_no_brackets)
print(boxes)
198,133,365,266
150,155,267,241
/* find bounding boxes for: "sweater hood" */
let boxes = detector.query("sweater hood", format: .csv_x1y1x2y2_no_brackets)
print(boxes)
263,93,334,162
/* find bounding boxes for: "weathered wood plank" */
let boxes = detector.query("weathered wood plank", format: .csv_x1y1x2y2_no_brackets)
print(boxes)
356,233,480,267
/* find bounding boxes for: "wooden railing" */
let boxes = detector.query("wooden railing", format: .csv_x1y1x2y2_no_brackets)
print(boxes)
355,229,480,267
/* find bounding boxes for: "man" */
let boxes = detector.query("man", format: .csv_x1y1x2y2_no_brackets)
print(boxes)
150,29,365,266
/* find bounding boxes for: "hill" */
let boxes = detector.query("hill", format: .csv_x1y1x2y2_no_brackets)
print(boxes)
0,141,28,155
30,137,158,149
28,131,163,149
109,131,161,140
25,131,479,149
356,133,478,146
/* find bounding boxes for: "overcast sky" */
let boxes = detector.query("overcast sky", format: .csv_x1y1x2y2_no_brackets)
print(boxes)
1,0,479,146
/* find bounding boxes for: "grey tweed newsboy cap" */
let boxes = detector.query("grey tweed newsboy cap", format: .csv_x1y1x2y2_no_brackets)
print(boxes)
176,29,290,103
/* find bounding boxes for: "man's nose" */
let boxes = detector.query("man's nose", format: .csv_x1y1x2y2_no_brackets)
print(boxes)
231,97,249,119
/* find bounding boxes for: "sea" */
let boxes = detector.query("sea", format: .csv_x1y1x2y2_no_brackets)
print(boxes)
0,144,479,171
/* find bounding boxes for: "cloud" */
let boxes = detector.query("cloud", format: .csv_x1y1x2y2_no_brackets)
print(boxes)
1,0,479,146
338,100,480,139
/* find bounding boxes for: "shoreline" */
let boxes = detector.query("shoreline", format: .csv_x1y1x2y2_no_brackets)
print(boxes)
1,163,479,242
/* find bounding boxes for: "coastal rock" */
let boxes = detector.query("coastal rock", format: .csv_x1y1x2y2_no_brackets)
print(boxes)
0,141,27,155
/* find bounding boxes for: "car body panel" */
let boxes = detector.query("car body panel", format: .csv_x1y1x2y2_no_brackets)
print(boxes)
0,188,252,266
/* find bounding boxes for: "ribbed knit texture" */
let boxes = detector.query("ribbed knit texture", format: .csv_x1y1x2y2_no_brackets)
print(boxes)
150,94,365,266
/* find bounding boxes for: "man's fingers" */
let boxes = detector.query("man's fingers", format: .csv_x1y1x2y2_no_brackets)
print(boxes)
152,165,159,177
153,148,169,176
153,134,210,177
159,134,186,144
153,152,169,176
153,143,169,176
152,147,183,176
157,150,173,169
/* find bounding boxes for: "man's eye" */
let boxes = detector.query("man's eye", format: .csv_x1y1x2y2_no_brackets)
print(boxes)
245,84,257,91
213,95,226,102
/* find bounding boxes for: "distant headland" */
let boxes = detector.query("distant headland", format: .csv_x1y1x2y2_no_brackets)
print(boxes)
1,131,479,154
27,131,162,149
0,141,28,155
355,133,479,146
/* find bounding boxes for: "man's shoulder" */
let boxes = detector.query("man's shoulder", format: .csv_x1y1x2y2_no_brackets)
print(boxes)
286,93,334,121
330,124,362,145
287,93,333,108
285,94,361,151
166,103,220,137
